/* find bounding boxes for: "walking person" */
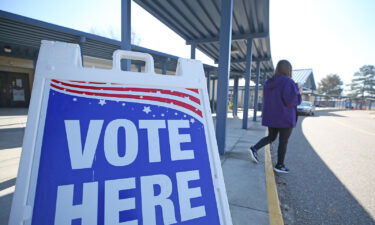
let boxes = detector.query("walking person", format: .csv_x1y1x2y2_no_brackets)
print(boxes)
249,60,301,174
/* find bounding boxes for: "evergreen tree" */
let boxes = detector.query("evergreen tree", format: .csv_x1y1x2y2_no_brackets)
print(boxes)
349,65,375,98
317,74,343,95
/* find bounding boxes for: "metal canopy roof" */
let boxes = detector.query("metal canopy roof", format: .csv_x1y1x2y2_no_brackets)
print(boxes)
0,10,220,74
292,69,317,91
134,0,274,77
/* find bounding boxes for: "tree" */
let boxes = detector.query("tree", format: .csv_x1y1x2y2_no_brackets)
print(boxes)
349,65,375,98
317,74,343,95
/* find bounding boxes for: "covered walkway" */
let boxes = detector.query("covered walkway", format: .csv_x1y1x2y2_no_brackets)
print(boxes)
0,0,274,155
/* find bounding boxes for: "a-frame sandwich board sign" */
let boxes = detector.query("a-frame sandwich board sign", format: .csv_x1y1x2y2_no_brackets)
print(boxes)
9,40,233,225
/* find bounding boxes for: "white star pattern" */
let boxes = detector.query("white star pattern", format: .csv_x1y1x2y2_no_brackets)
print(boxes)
122,103,126,106
190,118,195,124
183,115,187,118
174,112,178,115
98,99,106,106
161,113,165,117
73,98,77,102
143,106,151,114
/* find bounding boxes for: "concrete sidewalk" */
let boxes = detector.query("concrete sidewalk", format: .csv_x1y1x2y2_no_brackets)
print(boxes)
0,109,273,225
216,115,270,225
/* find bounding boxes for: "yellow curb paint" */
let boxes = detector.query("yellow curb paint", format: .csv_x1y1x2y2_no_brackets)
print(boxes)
265,143,284,225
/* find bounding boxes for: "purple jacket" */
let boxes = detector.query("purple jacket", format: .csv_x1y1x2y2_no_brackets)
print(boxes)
262,75,302,128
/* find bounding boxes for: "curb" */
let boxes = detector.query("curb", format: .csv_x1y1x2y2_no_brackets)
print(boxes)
264,143,285,225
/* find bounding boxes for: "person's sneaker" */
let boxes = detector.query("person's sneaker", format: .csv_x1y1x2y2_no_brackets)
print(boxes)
274,164,289,174
249,146,259,163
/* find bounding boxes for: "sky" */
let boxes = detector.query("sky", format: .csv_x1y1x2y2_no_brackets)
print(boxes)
1,0,374,91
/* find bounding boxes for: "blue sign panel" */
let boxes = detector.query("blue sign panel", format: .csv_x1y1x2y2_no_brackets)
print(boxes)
31,80,221,225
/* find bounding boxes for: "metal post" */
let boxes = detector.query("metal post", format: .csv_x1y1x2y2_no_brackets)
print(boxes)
137,64,142,72
32,57,37,73
242,39,253,129
78,36,86,65
232,77,239,117
261,71,267,115
215,0,233,154
211,79,216,113
191,43,196,59
206,71,211,97
121,0,131,71
162,61,167,75
253,61,261,121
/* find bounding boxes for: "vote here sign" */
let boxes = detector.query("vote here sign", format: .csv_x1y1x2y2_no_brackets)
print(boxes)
9,41,232,225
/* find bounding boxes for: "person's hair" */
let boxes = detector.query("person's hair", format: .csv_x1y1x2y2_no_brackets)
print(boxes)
274,60,292,78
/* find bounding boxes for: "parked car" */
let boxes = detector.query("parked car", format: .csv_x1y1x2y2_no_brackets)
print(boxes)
297,101,315,116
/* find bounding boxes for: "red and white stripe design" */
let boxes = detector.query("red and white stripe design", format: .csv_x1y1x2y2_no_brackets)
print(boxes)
50,79,203,118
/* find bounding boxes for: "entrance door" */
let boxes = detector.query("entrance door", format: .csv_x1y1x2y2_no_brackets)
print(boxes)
0,71,30,107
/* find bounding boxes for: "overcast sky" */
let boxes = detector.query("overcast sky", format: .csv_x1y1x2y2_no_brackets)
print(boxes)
1,0,374,90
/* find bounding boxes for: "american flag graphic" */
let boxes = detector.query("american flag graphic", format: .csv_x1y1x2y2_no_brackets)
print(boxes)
50,79,203,120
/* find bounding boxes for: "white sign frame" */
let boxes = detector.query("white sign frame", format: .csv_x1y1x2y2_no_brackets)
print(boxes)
9,40,232,225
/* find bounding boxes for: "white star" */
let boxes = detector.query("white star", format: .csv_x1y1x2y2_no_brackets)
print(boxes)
161,113,165,117
122,103,126,106
190,118,195,124
73,98,77,102
143,106,151,114
183,115,187,118
98,99,106,106
152,115,156,117
174,112,178,115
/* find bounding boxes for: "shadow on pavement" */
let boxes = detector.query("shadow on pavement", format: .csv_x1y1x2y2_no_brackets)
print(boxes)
0,192,14,224
0,178,16,192
0,127,24,150
272,109,374,225
0,108,28,116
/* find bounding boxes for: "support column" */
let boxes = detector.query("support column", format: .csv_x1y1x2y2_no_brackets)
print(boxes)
121,0,131,71
137,64,142,72
232,77,239,117
261,71,267,114
253,61,261,121
190,43,196,59
32,57,37,75
206,71,211,96
211,79,216,113
215,0,233,154
78,36,86,64
242,39,253,129
162,61,167,74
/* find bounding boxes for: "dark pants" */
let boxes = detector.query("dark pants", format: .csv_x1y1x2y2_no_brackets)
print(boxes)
253,127,293,166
